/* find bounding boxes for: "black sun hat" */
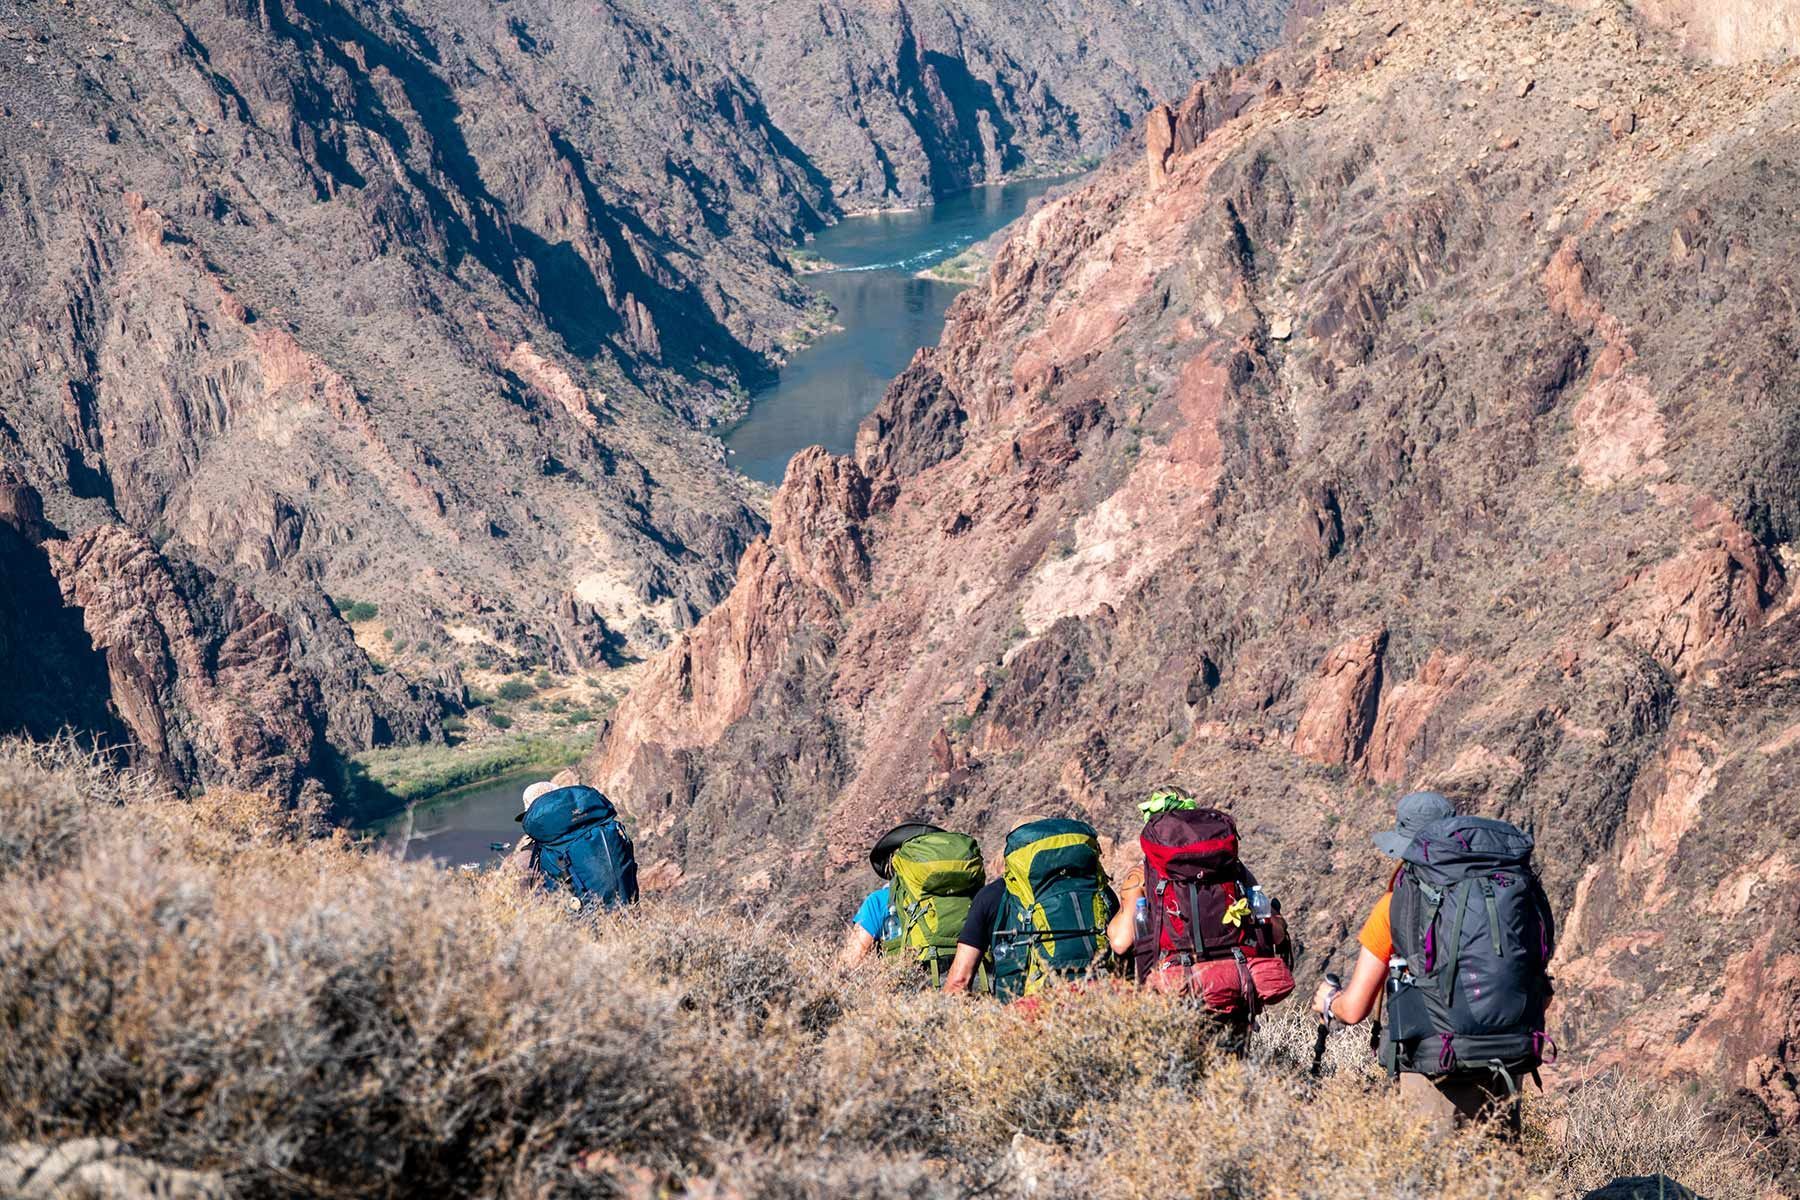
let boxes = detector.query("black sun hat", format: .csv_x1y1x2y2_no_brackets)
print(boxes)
868,821,946,879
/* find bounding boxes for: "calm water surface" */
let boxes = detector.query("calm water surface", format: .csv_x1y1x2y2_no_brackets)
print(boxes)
379,769,569,868
723,175,1078,485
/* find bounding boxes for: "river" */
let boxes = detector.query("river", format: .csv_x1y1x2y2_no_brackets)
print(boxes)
722,174,1078,485
376,769,562,868
378,178,1073,859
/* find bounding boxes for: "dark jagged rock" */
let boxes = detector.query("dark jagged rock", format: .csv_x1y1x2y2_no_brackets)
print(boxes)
47,525,335,811
857,353,969,506
0,472,120,746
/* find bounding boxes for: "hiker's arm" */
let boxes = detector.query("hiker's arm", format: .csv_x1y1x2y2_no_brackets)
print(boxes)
1105,866,1145,955
943,943,985,993
839,925,876,967
499,840,528,871
1313,946,1387,1025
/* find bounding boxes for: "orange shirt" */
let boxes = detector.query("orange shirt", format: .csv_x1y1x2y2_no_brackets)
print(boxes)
1358,891,1394,962
1357,865,1404,962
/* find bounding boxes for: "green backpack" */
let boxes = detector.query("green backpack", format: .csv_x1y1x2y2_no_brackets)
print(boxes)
990,818,1117,1000
882,830,985,986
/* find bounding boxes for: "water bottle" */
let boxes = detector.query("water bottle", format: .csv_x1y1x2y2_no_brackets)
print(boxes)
1249,885,1273,921
879,903,901,945
1134,895,1149,936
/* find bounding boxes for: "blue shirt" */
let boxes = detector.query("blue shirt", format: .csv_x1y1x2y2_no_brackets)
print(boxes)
854,886,891,937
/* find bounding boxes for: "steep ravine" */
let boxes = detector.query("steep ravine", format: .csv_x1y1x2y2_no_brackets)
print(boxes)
0,0,1285,809
590,0,1800,1161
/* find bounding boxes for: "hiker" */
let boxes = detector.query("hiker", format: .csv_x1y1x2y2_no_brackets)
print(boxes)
1124,787,1296,1050
840,821,986,985
1312,790,1556,1136
945,817,1118,998
514,773,639,909
500,769,582,876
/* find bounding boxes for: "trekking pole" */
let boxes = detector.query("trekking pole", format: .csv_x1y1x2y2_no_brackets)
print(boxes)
1311,973,1341,1077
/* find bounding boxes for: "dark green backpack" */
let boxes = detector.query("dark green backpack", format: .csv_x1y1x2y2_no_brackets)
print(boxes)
990,818,1116,1000
882,830,985,986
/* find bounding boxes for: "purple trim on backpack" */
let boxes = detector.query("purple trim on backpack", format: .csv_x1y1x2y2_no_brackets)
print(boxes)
1421,920,1437,972
1452,829,1473,852
1438,1033,1456,1071
1532,1032,1558,1064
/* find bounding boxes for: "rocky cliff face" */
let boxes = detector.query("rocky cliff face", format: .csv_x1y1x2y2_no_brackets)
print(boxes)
0,0,1280,807
592,0,1800,1156
1570,0,1799,64
650,0,1293,208
0,472,121,749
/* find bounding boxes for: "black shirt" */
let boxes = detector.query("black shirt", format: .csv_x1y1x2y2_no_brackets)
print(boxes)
956,878,1007,951
955,878,1120,951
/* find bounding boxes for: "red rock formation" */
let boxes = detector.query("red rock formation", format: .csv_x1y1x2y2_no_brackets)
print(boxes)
1145,104,1177,186
1291,630,1387,767
590,449,870,847
1364,650,1468,784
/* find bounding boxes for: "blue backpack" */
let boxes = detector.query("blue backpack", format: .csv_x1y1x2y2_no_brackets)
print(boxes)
520,786,639,909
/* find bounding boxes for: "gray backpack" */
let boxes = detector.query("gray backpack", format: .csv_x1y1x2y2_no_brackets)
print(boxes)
1383,816,1555,1088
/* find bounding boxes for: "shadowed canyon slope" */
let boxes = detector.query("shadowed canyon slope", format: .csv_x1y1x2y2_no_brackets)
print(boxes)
647,0,1294,208
591,0,1800,1156
0,0,1282,803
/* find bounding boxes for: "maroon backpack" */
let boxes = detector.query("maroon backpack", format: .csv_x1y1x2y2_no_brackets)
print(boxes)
1133,808,1294,1014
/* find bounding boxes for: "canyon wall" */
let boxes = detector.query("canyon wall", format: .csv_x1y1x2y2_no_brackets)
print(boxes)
591,0,1800,1159
0,0,1280,803
649,0,1294,208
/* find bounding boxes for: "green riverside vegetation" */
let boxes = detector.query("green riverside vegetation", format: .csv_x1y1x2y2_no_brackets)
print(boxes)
349,728,590,807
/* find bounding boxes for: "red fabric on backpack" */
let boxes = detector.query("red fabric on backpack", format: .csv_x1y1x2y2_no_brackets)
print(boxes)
1133,808,1294,1015
1142,955,1296,1013
1134,809,1255,980
1139,807,1239,877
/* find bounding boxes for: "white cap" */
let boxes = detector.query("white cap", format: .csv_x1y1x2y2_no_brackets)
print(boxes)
519,779,556,816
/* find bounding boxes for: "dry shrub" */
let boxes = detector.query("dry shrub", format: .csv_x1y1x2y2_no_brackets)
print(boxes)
1076,1065,1550,1200
930,984,1213,1145
1528,1072,1776,1200
0,735,165,877
0,740,1782,1198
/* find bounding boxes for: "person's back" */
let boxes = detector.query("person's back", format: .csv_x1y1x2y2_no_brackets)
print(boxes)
985,817,1118,999
841,821,983,986
1114,794,1295,1047
1315,791,1555,1137
1383,815,1554,1092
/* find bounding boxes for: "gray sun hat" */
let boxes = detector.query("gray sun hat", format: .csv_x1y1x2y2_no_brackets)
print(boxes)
1371,790,1455,858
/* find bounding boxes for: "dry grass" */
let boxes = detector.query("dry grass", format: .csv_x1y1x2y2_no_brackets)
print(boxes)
0,740,1780,1198
1527,1071,1775,1200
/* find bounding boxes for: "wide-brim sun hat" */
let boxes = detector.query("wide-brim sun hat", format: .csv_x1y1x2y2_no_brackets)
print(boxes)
1371,789,1455,857
868,820,946,879
515,779,558,823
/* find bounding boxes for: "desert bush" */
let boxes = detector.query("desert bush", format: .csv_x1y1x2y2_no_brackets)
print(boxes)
497,678,537,702
0,735,166,877
0,744,1780,1199
1528,1071,1773,1200
333,599,379,623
